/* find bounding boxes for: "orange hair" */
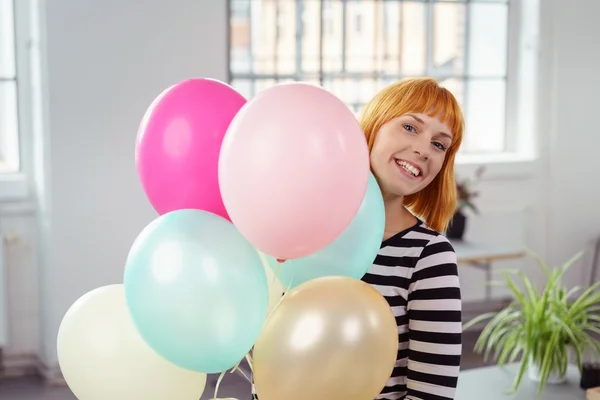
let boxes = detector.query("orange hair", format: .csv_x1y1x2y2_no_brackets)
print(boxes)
359,77,465,233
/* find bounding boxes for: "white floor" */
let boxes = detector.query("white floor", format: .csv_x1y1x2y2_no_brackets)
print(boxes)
0,372,250,400
0,345,490,400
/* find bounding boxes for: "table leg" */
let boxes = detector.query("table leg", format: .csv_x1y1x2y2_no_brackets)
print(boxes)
469,261,493,301
485,262,492,300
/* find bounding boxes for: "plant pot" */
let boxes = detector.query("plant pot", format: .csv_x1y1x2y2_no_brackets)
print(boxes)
446,211,466,240
527,357,567,385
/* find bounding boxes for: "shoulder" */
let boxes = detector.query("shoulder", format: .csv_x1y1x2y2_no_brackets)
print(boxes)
411,224,458,277
377,222,456,267
411,223,456,255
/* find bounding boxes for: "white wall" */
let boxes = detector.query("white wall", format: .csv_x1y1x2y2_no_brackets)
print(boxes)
1,0,228,374
542,0,600,289
0,0,599,376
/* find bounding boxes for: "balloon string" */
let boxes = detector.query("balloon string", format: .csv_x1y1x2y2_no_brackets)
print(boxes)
231,363,251,383
229,357,252,384
245,352,254,371
240,252,297,392
266,271,294,319
256,250,296,321
230,358,242,373
273,261,282,284
214,370,226,399
257,250,280,285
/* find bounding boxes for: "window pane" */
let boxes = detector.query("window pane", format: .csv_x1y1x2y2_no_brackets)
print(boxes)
229,0,252,74
231,78,286,100
432,2,465,76
323,78,351,106
321,0,343,73
381,1,401,75
400,2,427,76
230,0,250,19
380,1,427,77
248,0,297,76
230,78,253,100
467,3,508,77
255,78,277,95
0,0,16,78
345,0,378,73
439,78,465,109
464,79,506,153
375,78,396,93
276,1,297,75
0,80,20,172
437,0,508,2
357,78,378,106
301,1,322,73
322,78,376,114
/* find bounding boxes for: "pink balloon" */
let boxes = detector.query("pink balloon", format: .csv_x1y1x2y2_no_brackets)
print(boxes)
136,78,246,219
218,82,370,260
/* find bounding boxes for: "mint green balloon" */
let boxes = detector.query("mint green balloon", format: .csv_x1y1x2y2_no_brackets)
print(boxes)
269,172,385,288
124,210,268,374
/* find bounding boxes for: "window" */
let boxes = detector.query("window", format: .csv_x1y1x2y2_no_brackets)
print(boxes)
228,0,536,157
0,0,34,201
0,0,20,173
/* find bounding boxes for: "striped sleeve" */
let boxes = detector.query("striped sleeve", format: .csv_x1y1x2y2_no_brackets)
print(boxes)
405,234,462,400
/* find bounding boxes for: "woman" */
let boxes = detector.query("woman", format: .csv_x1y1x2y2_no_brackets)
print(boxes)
251,77,463,400
360,77,463,400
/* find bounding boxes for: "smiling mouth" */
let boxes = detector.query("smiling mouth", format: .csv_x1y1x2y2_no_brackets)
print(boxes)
395,159,423,178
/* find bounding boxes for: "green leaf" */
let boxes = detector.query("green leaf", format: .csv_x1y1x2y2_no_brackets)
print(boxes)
511,349,530,395
519,271,539,304
462,312,497,332
525,248,550,276
508,341,524,364
496,329,521,365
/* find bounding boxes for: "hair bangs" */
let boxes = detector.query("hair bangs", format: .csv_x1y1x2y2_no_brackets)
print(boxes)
396,80,464,149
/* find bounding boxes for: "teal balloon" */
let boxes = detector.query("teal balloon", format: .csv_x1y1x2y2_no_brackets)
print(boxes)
269,172,385,288
123,209,269,374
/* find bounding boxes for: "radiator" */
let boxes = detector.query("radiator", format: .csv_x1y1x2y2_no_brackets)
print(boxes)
0,235,7,348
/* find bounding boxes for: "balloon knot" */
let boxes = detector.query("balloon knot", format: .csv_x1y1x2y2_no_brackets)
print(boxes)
276,258,286,264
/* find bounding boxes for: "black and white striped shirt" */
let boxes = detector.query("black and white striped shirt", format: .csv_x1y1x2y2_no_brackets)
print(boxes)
251,220,461,400
362,220,462,400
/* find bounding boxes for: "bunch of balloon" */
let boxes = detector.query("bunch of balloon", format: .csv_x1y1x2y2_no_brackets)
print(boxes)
218,82,399,400
55,77,400,400
56,78,269,400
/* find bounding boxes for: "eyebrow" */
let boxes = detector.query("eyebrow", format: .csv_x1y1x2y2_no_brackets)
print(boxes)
405,114,453,141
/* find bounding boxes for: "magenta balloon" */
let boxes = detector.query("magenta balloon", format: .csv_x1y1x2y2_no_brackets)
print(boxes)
218,82,370,260
136,78,246,219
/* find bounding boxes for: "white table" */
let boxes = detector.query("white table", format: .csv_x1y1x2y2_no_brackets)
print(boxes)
456,364,583,399
451,240,525,301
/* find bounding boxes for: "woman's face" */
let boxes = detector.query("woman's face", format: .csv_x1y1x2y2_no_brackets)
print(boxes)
370,112,453,198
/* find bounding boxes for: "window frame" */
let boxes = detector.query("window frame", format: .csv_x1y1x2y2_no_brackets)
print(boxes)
0,0,33,201
226,0,539,179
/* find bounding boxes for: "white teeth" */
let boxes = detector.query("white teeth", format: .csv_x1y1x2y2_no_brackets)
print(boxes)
396,160,421,176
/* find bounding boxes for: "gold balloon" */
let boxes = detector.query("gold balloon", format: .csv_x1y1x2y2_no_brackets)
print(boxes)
253,276,398,400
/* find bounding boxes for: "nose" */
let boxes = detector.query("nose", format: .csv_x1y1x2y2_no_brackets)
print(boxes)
412,138,430,160
414,149,428,160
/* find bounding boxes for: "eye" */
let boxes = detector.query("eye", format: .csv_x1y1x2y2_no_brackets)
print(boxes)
403,123,416,133
433,141,447,151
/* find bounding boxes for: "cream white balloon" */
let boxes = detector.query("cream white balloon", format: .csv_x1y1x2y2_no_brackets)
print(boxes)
57,284,207,400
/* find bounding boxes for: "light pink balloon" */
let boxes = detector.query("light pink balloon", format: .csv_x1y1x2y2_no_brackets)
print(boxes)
218,82,370,260
136,78,246,219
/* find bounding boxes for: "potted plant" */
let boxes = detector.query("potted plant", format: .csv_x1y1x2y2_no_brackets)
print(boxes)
446,165,485,240
463,249,600,397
